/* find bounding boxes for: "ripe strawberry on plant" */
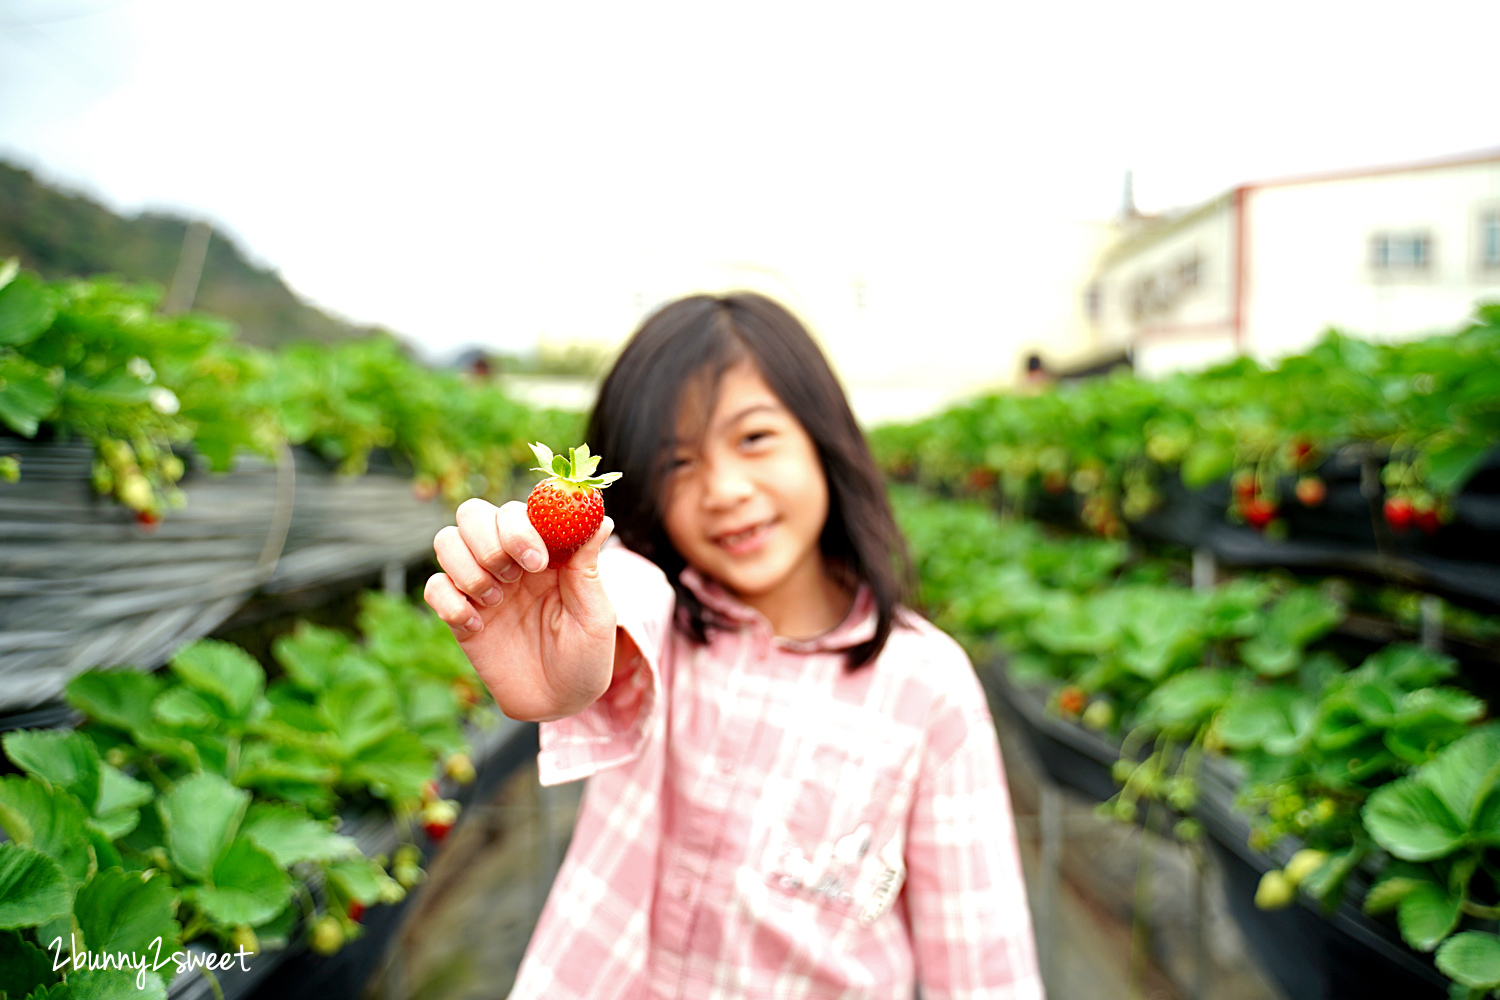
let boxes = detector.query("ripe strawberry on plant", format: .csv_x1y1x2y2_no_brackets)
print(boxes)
1384,495,1414,533
422,798,459,843
1413,500,1442,536
1294,476,1326,507
525,442,622,557
1243,496,1278,530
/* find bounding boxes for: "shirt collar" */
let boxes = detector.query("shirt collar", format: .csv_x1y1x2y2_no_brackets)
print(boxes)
678,566,878,653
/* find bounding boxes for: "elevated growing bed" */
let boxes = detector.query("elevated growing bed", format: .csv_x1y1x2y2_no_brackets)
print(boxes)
0,436,450,717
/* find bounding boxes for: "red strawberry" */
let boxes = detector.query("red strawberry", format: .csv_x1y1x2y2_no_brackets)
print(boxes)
347,900,365,924
422,799,458,843
1243,497,1278,530
1412,499,1441,535
1232,469,1258,502
525,442,622,557
1294,476,1326,507
1289,438,1315,468
1057,685,1087,717
1384,496,1414,533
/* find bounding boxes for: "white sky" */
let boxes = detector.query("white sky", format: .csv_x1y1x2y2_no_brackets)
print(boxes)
3,0,1498,406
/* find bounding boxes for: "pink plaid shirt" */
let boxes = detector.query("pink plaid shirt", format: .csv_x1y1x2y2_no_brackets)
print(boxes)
511,543,1044,1000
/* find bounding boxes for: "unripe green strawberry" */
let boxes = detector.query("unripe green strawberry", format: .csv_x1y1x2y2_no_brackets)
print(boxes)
444,751,476,784
1283,848,1328,887
1255,870,1295,910
310,914,344,955
525,442,622,557
231,924,259,955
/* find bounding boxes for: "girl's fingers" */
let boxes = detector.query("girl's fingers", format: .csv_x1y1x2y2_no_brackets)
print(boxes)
434,525,505,607
557,517,616,632
493,499,550,575
453,498,508,577
423,572,484,634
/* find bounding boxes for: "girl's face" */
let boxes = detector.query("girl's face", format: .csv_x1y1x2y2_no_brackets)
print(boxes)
663,359,832,611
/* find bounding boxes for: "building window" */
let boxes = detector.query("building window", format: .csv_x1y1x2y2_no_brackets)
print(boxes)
1371,231,1432,272
1481,211,1500,269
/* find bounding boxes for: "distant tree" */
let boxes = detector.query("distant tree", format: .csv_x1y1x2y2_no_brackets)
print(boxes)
0,161,371,348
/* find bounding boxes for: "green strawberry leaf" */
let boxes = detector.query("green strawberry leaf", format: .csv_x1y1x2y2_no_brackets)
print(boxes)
1436,932,1500,990
1473,786,1500,847
1420,724,1500,830
1363,777,1467,861
0,928,57,999
1423,440,1490,494
234,741,338,788
90,808,141,842
326,856,393,905
1138,669,1233,735
0,355,58,438
1396,881,1462,952
168,641,265,718
1362,875,1427,915
0,776,93,884
271,623,354,693
1362,644,1457,688
318,678,399,756
1266,588,1343,648
239,804,358,866
3,729,102,814
86,826,124,872
345,729,433,803
1239,632,1299,677
95,764,153,818
150,687,220,729
194,838,292,927
26,979,73,1000
158,772,249,881
73,868,181,964
65,671,164,738
0,843,72,929
1180,441,1233,488
0,271,57,346
66,967,168,1000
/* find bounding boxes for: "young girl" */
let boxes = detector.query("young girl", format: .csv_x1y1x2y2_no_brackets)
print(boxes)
424,293,1044,1000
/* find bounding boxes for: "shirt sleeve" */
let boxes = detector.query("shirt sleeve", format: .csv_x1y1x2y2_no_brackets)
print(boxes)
904,668,1047,1000
535,542,674,786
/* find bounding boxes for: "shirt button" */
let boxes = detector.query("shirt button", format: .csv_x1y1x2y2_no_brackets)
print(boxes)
674,882,690,899
719,759,735,774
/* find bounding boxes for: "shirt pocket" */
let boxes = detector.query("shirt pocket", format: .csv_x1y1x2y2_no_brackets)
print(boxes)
761,740,912,925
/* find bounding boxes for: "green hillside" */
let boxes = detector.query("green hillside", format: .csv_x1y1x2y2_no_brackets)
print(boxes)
0,161,369,348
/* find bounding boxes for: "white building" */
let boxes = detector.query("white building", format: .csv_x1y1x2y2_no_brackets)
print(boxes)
1083,149,1500,377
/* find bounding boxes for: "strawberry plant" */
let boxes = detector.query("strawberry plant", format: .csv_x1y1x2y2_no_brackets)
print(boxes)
870,303,1500,541
893,486,1499,996
0,591,488,989
0,264,582,518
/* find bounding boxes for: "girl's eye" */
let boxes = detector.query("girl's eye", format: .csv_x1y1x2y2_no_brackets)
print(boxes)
740,429,774,448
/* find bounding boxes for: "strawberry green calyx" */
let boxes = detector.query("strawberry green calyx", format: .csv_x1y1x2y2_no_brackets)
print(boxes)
528,442,622,493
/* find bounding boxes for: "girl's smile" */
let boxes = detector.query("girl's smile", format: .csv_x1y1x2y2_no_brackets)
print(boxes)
663,360,851,638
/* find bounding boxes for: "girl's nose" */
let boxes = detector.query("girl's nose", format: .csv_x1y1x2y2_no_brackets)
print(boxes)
701,455,754,510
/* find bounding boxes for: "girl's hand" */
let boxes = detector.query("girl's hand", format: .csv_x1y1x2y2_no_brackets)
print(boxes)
424,498,618,721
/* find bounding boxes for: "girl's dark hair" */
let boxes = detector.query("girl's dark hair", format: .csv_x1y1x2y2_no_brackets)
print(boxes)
585,292,913,669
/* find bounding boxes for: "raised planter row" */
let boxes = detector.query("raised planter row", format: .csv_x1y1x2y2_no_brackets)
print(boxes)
0,438,451,714
985,663,1457,1000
